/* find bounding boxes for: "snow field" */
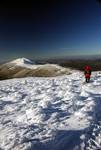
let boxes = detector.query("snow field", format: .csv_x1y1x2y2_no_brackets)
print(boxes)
0,71,101,149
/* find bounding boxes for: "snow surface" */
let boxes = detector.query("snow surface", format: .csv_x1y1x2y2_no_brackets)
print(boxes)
0,71,101,150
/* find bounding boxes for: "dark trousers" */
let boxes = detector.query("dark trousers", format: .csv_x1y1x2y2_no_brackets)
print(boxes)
86,78,90,83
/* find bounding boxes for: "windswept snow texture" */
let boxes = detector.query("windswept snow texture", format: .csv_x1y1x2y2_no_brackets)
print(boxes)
0,71,101,150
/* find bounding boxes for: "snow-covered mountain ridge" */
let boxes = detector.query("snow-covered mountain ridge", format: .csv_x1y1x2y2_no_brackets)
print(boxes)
0,71,101,149
0,58,71,80
8,57,69,70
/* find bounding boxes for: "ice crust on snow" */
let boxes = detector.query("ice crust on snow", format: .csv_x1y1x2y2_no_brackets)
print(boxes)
0,71,101,149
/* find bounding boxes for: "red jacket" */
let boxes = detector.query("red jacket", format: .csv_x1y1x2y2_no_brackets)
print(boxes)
84,66,91,78
85,73,90,78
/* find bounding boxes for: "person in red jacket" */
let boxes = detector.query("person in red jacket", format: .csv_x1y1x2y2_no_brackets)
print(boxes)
84,65,91,83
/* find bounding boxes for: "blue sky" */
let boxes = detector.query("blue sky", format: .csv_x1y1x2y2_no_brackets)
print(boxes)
0,0,101,61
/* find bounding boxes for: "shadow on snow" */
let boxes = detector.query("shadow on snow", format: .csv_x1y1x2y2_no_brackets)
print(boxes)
26,129,85,150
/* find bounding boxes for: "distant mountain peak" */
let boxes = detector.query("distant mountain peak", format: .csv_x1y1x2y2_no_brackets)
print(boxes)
9,58,34,65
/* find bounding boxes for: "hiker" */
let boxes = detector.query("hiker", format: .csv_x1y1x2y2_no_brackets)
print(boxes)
84,65,91,83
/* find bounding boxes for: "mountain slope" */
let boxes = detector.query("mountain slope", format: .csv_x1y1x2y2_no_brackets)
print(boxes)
0,58,71,80
0,71,101,149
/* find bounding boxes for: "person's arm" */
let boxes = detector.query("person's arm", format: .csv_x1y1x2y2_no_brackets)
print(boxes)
84,70,87,75
89,70,91,75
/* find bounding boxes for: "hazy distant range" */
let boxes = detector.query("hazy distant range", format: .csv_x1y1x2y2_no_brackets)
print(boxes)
32,55,101,64
0,54,101,64
34,55,101,71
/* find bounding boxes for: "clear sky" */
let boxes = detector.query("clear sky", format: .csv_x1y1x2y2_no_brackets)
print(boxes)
0,0,101,61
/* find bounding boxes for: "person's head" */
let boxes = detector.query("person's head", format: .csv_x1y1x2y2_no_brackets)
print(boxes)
85,65,91,70
86,66,89,69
